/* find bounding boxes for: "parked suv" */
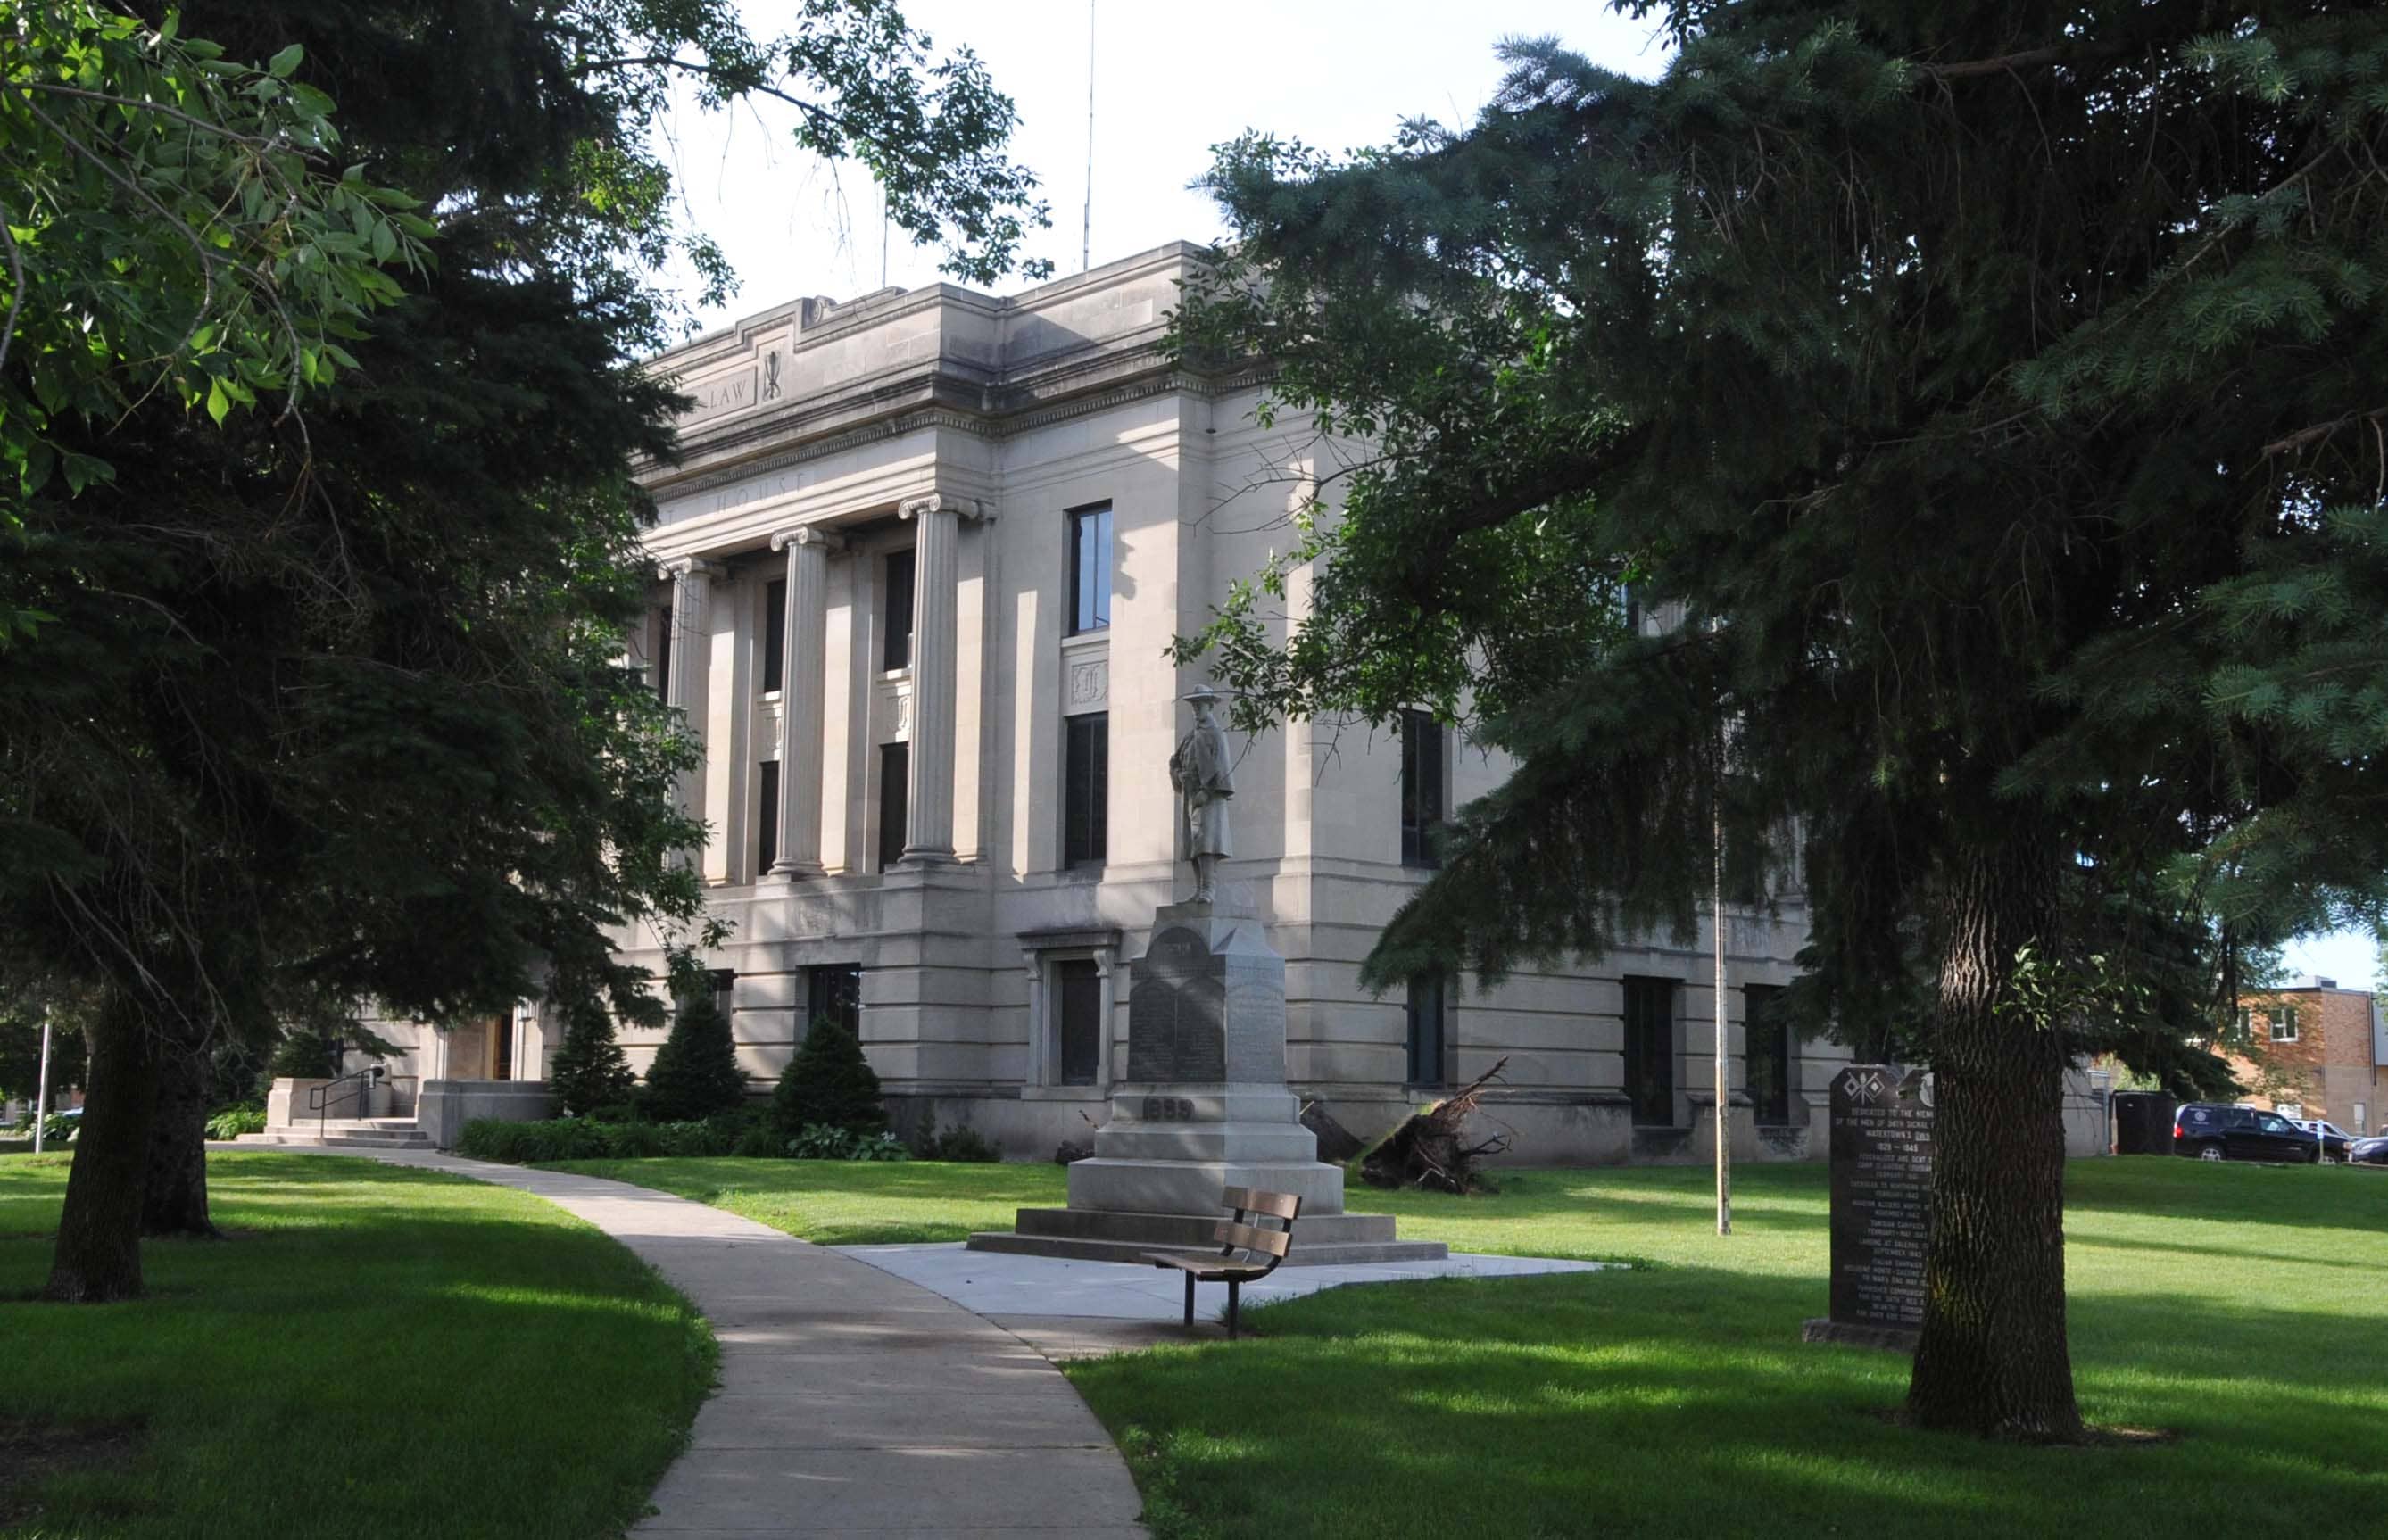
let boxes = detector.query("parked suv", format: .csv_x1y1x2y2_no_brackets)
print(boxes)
2172,1103,2321,1163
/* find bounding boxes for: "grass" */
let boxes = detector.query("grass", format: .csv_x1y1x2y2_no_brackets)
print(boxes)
562,1154,2388,1539
544,1155,1068,1244
0,1151,713,1540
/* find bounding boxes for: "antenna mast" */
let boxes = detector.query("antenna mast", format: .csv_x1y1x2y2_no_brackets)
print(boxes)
1081,0,1096,272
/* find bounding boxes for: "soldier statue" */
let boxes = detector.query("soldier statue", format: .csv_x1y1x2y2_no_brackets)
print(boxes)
1169,688,1235,902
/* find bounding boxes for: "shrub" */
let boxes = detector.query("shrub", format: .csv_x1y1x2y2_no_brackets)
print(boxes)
455,1111,770,1164
204,1104,266,1140
547,999,636,1116
643,989,748,1122
914,1122,1000,1163
771,1016,887,1138
786,1123,909,1161
457,1117,617,1163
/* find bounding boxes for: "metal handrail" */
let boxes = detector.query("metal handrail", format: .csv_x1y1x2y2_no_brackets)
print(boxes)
307,1065,384,1135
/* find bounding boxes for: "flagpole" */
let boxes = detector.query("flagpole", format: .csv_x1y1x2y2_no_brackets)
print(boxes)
32,1007,54,1155
1714,732,1732,1235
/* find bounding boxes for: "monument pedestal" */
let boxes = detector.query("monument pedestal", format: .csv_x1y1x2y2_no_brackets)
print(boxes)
972,902,1445,1265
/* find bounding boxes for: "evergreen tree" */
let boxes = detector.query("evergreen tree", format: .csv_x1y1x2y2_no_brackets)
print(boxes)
1176,3,2388,1438
547,998,636,1117
772,1017,888,1139
3,1,1048,1301
643,987,748,1123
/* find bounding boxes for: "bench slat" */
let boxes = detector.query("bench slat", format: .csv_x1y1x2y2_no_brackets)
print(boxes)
1145,1251,1273,1279
1221,1187,1301,1220
1212,1220,1293,1256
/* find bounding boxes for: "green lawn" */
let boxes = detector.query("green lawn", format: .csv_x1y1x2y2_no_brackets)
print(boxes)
546,1155,1070,1244
1,1151,713,1540
560,1155,2388,1539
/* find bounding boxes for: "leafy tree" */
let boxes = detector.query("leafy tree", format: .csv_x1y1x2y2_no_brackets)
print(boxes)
643,981,747,1122
547,997,636,1117
4,1,1048,1301
772,1016,887,1139
1176,3,2388,1438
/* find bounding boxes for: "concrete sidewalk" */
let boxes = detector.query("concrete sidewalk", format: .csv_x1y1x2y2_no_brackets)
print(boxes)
311,1149,1148,1539
839,1241,1607,1322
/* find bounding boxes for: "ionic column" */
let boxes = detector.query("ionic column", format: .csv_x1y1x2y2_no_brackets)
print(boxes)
896,493,982,863
768,526,842,878
661,556,724,833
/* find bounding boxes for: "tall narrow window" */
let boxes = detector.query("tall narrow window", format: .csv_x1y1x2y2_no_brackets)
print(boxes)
2273,1006,2299,1043
1056,958,1103,1086
757,760,780,875
805,963,862,1039
654,605,674,703
1405,972,1449,1086
1064,713,1109,867
1400,709,1446,866
1745,983,1792,1127
1069,503,1113,634
877,742,909,871
883,550,916,670
1623,977,1677,1126
762,578,786,693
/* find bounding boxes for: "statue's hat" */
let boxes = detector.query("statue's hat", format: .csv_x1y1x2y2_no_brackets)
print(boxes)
1181,686,1224,704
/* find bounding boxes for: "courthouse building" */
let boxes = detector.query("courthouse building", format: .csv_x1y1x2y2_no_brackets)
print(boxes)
383,243,1865,1163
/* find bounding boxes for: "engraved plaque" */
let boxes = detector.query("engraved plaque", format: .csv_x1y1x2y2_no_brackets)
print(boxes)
1127,926,1227,1082
1827,1064,1934,1334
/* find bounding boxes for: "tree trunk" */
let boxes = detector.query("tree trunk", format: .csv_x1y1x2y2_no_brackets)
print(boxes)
142,1040,218,1238
43,1002,160,1303
1904,831,2085,1440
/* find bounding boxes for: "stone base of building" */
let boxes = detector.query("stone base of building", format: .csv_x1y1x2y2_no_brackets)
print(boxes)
969,1205,1448,1266
1801,1317,1920,1354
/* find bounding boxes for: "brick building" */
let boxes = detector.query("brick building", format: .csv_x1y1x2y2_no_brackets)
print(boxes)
2223,977,2385,1137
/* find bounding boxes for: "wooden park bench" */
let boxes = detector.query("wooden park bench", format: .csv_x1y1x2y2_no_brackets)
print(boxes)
1144,1187,1301,1339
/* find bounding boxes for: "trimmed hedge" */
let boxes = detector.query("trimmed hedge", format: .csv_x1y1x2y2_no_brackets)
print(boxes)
457,1112,774,1164
454,1113,914,1164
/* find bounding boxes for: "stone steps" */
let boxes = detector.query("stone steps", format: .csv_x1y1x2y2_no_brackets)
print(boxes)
237,1121,435,1151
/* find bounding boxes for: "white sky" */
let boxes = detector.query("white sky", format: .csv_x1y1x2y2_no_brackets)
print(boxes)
651,0,1670,332
652,2,2379,986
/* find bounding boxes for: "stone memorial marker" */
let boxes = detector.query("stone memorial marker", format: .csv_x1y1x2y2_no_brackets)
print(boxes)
966,688,1447,1265
1803,1063,1933,1351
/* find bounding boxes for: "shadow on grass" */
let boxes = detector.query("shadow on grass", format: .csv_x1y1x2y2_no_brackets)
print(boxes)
0,1153,712,1540
1073,1261,2387,1540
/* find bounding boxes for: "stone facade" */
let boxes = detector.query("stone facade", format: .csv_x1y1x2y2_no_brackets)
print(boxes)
2223,980,2384,1136
371,244,1912,1163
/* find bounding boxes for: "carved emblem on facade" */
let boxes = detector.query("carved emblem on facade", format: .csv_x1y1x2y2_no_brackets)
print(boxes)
761,351,783,401
1066,657,1109,709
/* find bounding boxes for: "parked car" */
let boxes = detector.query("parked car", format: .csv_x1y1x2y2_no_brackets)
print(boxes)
2291,1119,2357,1161
2349,1135,2388,1167
2172,1102,2321,1163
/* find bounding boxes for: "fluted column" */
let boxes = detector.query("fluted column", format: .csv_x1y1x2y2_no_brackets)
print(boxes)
661,556,723,836
897,493,981,863
768,526,841,877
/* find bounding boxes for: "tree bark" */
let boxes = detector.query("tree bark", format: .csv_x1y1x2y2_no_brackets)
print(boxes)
1904,829,2085,1439
142,1039,218,1238
43,999,161,1303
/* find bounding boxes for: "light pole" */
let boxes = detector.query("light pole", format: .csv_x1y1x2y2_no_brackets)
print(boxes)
1712,762,1731,1236
31,1007,54,1155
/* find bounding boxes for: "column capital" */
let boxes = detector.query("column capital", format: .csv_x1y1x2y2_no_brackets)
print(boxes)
770,525,846,553
898,491,987,524
658,555,728,580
